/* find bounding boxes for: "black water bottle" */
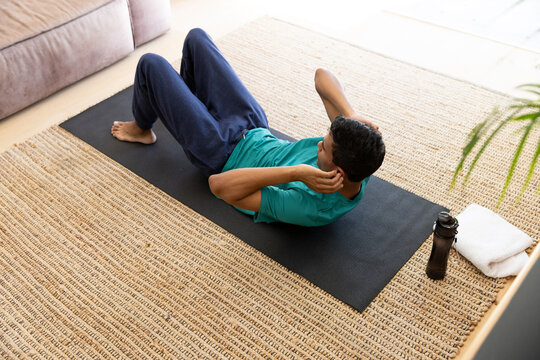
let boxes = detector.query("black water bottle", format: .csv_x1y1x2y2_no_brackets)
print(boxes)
426,212,459,280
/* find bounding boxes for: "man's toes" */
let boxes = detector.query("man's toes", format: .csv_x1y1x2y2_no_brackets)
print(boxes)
112,122,124,131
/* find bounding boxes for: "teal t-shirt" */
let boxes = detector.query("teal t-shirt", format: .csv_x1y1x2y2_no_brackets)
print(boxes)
221,128,369,226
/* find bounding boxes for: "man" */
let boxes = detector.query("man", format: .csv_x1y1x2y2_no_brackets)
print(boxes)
111,28,385,226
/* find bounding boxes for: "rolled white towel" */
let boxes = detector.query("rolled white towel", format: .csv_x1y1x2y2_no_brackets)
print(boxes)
454,204,533,278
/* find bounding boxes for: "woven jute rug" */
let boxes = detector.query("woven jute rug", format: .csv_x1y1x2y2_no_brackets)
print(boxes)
1,17,538,359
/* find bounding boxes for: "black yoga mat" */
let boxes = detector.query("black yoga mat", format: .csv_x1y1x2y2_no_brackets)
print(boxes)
61,86,447,312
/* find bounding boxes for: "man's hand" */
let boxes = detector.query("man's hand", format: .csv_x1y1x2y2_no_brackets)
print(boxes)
295,164,343,193
349,112,380,133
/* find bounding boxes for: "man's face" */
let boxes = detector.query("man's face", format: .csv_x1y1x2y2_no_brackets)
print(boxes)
317,132,336,171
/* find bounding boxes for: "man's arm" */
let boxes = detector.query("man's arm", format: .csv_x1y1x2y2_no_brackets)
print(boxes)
208,165,343,211
315,68,355,121
315,68,379,131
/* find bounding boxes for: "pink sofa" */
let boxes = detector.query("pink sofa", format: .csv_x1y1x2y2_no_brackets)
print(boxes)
0,0,171,120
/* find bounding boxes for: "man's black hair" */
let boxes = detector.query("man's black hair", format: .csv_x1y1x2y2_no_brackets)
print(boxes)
330,116,385,182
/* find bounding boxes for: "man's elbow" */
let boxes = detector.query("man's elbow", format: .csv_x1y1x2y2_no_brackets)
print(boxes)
314,68,323,92
208,175,222,197
314,68,329,90
209,174,234,203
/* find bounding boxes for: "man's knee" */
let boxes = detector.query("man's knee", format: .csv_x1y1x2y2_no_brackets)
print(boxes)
185,28,210,47
137,53,168,73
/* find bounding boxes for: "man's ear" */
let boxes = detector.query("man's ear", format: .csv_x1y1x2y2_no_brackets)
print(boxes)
336,166,346,179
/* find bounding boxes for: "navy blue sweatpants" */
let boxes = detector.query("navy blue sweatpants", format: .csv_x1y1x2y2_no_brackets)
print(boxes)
132,28,269,176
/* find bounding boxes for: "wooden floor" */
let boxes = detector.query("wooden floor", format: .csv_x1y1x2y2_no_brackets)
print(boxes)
1,0,538,358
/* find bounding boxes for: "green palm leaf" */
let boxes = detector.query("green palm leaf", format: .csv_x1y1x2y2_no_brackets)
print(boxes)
450,108,501,189
451,82,540,207
509,112,540,121
497,117,537,207
518,84,540,89
509,103,540,110
516,138,540,203
523,89,540,97
462,109,519,187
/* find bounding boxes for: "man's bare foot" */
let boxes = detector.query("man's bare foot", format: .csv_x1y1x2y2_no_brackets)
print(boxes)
111,121,157,144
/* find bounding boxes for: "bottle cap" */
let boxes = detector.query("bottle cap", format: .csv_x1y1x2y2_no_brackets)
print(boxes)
435,212,458,238
438,212,456,227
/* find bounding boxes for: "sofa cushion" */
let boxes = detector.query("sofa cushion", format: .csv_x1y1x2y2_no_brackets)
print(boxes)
128,0,171,47
0,0,114,50
0,0,133,119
